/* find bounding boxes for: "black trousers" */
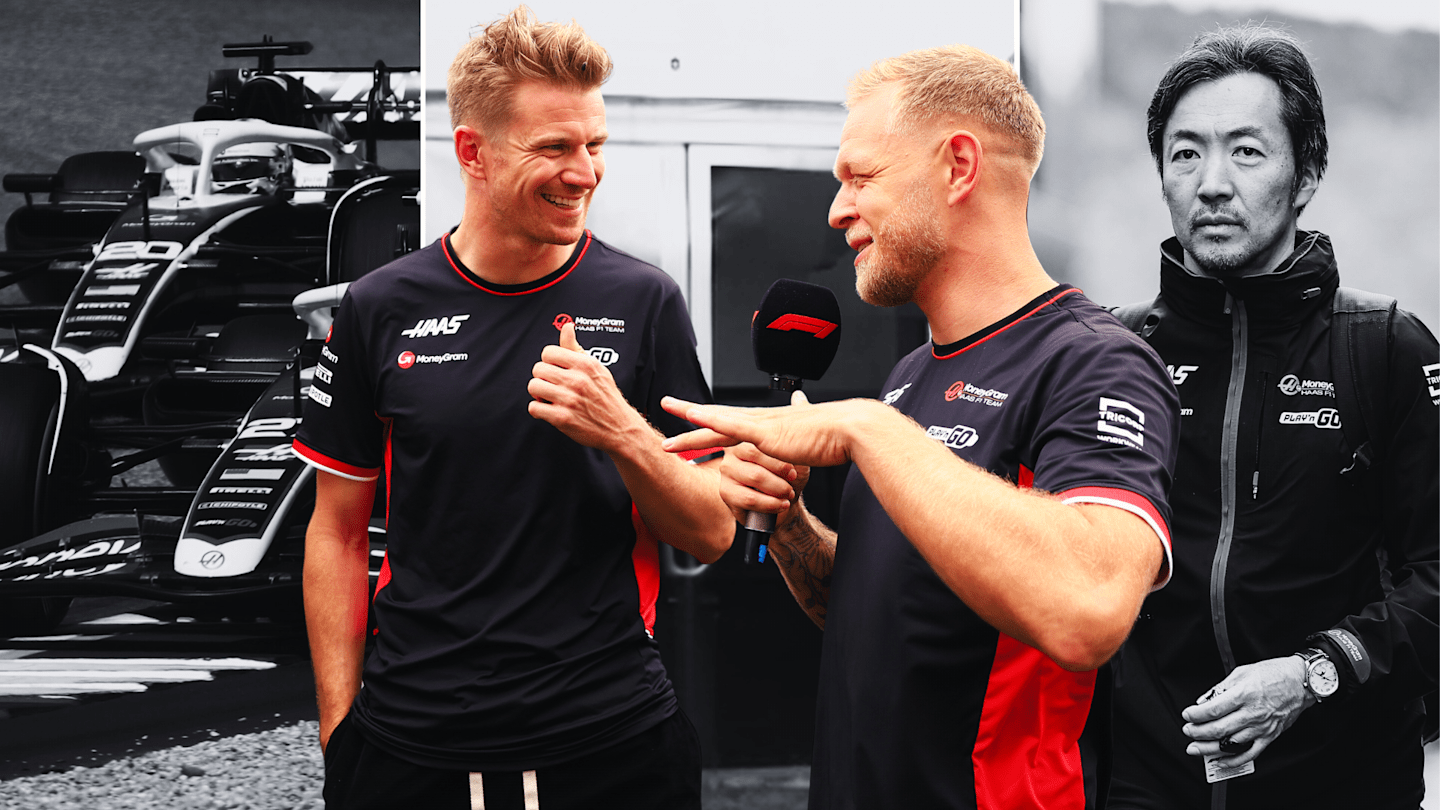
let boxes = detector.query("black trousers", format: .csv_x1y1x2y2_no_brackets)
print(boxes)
323,709,701,810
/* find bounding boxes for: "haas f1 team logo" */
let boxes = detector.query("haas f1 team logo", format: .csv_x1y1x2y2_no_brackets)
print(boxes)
553,313,574,331
766,314,837,339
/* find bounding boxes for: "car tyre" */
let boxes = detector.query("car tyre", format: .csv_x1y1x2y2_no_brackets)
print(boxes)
0,360,72,634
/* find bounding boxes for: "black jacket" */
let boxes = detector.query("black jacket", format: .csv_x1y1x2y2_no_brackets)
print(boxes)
1110,232,1438,809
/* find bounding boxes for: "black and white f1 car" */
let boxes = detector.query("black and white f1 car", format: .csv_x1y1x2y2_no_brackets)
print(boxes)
0,39,418,632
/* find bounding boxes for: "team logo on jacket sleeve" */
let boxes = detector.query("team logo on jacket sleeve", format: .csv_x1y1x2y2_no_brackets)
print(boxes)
1097,398,1146,448
1424,363,1440,405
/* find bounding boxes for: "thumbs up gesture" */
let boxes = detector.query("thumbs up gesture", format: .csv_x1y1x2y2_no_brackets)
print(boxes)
529,321,644,451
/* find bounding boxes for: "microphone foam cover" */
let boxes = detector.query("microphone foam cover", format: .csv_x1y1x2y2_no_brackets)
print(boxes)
752,279,842,380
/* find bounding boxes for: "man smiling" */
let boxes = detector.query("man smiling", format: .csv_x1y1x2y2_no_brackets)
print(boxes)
1109,24,1438,810
295,8,730,808
664,45,1179,809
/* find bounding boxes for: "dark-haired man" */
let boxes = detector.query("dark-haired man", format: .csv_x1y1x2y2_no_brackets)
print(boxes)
1109,23,1438,810
295,7,730,809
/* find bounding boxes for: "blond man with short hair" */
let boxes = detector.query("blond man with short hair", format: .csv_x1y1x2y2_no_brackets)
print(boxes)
297,8,730,808
664,45,1180,808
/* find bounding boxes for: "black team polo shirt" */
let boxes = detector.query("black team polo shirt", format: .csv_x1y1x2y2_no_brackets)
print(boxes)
294,231,713,771
811,286,1179,810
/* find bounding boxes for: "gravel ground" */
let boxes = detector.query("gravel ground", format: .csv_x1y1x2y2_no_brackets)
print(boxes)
0,721,324,810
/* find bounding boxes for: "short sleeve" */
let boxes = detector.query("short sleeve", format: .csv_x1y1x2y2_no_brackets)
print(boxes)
640,280,715,442
292,290,386,480
1030,329,1180,589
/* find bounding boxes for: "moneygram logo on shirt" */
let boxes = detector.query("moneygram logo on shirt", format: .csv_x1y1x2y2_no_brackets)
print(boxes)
1276,375,1335,397
570,315,626,334
397,350,468,369
1097,398,1146,449
926,424,979,450
944,381,1009,407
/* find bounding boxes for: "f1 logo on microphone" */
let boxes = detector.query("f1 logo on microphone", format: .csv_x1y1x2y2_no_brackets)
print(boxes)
766,314,838,339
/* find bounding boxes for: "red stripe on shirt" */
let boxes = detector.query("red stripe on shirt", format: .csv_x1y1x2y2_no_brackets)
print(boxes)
292,439,380,480
630,505,660,636
973,633,1095,810
1018,464,1034,489
1059,485,1173,588
1059,485,1171,551
933,289,1080,360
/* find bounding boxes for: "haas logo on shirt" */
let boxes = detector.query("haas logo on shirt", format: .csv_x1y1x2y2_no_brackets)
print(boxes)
402,314,470,339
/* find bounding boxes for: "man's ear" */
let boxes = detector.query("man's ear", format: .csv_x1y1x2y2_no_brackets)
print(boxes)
944,130,983,206
1292,159,1320,212
454,125,486,182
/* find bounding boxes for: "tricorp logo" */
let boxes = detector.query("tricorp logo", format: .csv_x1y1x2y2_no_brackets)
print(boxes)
397,350,416,369
553,313,573,331
766,314,837,339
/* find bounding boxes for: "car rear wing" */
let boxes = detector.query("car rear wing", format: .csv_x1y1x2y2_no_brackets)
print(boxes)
202,39,419,162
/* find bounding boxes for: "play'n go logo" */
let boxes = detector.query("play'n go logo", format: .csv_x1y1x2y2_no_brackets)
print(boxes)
587,347,619,366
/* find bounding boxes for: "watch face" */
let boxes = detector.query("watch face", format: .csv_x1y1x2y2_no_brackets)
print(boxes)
1310,658,1340,696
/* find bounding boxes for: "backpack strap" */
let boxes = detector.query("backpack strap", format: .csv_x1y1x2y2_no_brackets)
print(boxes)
1111,295,1170,338
1330,287,1396,470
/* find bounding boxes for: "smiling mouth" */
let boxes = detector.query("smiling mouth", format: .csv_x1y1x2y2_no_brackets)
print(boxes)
541,193,582,210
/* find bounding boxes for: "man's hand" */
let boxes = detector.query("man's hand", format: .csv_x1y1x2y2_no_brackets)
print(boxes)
529,322,646,450
719,441,807,524
661,391,864,469
1181,655,1315,768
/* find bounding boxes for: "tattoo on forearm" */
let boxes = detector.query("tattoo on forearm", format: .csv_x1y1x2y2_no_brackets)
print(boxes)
770,508,836,628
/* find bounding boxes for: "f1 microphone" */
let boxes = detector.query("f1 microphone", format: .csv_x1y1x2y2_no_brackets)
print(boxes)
743,279,842,563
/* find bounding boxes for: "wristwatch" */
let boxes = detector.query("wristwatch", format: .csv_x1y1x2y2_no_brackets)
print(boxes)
1295,648,1339,701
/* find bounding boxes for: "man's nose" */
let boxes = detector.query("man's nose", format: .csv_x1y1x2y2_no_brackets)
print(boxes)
560,150,600,189
1195,155,1234,204
829,185,856,230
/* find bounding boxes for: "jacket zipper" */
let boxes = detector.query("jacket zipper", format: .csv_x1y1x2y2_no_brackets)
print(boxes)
1252,372,1268,500
1212,294,1244,674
